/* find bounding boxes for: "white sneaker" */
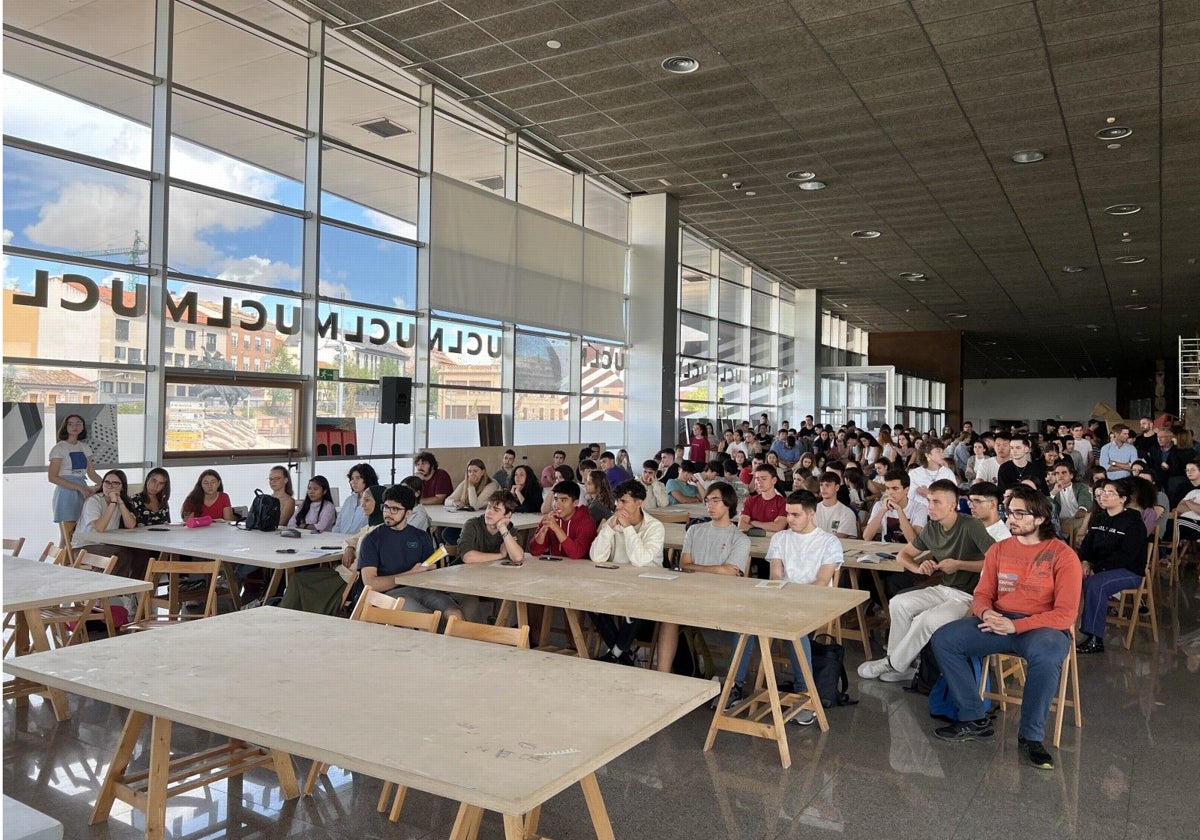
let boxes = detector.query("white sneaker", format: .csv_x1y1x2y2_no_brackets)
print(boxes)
857,658,894,680
789,709,816,726
880,666,917,683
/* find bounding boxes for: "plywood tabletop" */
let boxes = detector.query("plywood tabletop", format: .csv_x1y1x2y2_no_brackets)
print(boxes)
426,509,542,531
2,556,151,612
95,524,342,569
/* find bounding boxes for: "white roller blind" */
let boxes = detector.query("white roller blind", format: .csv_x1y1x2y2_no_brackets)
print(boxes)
430,174,626,340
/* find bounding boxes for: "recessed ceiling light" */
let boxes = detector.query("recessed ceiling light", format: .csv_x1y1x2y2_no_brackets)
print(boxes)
851,229,881,239
1107,143,1122,150
1061,266,1087,273
899,272,926,282
834,256,848,265
661,55,700,74
744,190,757,196
1114,255,1145,264
1012,150,1045,164
1105,204,1141,215
786,170,816,181
545,39,562,49
1096,126,1132,140
355,117,411,138
797,180,826,191
946,312,967,319
1125,304,1149,310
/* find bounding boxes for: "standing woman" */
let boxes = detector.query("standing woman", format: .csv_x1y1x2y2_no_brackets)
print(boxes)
1076,478,1149,654
48,413,103,532
181,470,235,521
510,464,544,514
289,476,337,532
267,465,297,527
131,467,172,526
71,469,142,578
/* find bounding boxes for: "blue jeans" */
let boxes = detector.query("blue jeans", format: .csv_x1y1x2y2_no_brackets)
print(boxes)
1080,568,1143,638
931,616,1070,741
732,633,811,689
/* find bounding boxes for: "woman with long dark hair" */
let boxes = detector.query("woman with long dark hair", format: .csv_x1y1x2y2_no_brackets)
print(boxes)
289,475,337,532
132,467,172,526
49,413,103,527
71,469,144,578
510,464,544,514
181,470,234,521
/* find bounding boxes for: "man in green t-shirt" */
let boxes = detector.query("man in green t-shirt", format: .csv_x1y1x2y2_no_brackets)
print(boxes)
858,479,995,683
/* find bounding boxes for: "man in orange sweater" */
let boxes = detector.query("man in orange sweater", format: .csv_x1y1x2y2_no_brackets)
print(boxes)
930,485,1082,770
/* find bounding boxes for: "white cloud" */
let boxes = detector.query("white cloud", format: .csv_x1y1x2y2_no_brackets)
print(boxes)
363,209,418,241
217,256,300,290
3,230,13,245
320,280,355,300
23,181,151,255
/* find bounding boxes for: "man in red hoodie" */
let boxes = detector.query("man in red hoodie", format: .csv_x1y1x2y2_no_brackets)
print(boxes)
527,480,597,559
930,485,1082,770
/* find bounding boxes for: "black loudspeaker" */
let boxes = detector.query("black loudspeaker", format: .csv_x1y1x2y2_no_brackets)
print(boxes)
379,376,412,424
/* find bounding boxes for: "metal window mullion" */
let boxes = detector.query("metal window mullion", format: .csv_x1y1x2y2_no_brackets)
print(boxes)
413,81,435,451
298,19,325,481
3,25,160,84
169,177,309,218
501,323,515,445
569,335,583,445
4,136,158,182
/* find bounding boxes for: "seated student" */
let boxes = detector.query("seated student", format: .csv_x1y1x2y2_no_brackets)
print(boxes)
288,476,337,532
697,459,723,494
457,491,525,567
814,471,858,537
332,463,378,535
665,460,702,505
599,451,632,487
909,445,956,500
540,450,567,488
635,459,670,508
770,431,802,468
1176,459,1200,542
541,465,580,514
585,469,617,525
131,467,172,526
723,459,751,499
721,490,841,724
509,464,544,514
862,469,928,543
658,448,680,483
414,451,454,505
492,449,517,490
181,469,235,521
577,459,598,491
339,485,386,572
589,480,666,665
739,465,788,539
967,482,1011,542
1076,478,1149,654
265,465,297,528
656,482,749,674
398,476,431,532
446,459,500,511
72,469,143,579
357,484,462,619
1049,459,1093,546
528,481,598,559
930,486,1081,769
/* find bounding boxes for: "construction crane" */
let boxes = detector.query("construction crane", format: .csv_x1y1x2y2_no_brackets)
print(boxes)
74,232,147,264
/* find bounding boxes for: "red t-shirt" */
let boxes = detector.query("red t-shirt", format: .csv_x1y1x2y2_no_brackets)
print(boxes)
689,435,710,464
184,491,231,520
741,492,786,527
420,469,454,501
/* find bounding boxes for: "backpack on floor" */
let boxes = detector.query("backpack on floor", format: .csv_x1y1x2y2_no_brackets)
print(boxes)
905,642,943,696
927,655,991,723
243,489,281,532
810,634,857,708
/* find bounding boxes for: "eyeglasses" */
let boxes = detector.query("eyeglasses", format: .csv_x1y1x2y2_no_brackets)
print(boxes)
382,504,406,513
1007,509,1033,519
101,480,123,487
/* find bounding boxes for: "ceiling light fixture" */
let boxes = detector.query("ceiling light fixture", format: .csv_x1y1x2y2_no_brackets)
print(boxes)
1105,204,1141,215
545,39,562,49
744,190,757,196
786,170,816,181
1114,255,1145,264
1061,266,1087,273
355,117,411,138
797,180,826,191
1011,150,1045,164
1125,304,1149,310
946,312,968,319
1107,143,1122,150
851,229,881,239
1096,126,1132,140
899,272,926,281
661,55,700,74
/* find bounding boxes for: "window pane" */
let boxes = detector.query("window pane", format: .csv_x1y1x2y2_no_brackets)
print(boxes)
847,371,888,408
167,187,302,287
581,397,625,448
324,68,420,169
428,387,502,446
435,115,506,193
3,69,152,169
322,148,419,238
162,278,300,373
750,291,774,331
750,330,775,367
4,147,150,261
680,270,714,316
716,364,746,418
429,319,501,390
749,368,773,407
717,322,747,365
718,280,746,323
515,332,570,392
583,179,627,242
325,33,423,101
680,232,710,271
751,270,774,293
679,358,710,419
516,394,570,449
164,377,297,453
3,256,150,364
5,0,156,72
582,342,626,395
779,337,795,371
319,224,417,310
719,254,743,283
519,152,573,221
317,301,415,379
778,300,795,336
680,313,712,358
821,374,846,407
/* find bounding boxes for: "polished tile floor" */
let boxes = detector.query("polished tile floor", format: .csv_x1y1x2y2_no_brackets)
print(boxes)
6,576,1199,840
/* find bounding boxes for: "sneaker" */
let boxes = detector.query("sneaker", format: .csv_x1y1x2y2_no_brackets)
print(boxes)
1076,635,1105,655
1018,736,1054,769
934,718,994,742
239,598,262,611
880,666,917,683
710,682,744,710
616,649,638,667
179,577,208,592
857,658,895,680
789,709,816,726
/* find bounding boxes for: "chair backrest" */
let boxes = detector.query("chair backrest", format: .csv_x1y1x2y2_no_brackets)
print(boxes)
3,537,26,556
53,546,76,566
58,521,76,547
36,541,57,563
351,588,441,632
74,551,119,574
135,557,222,621
444,615,530,648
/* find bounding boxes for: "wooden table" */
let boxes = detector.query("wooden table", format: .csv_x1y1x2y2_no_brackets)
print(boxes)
402,560,866,768
426,508,543,531
2,556,151,721
643,503,707,523
2,608,715,840
95,523,342,600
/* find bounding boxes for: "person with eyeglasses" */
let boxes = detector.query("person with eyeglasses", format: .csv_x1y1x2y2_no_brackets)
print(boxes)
356,485,463,622
657,481,750,676
71,469,144,579
1049,459,1093,547
967,482,1011,543
930,485,1082,769
1076,478,1149,654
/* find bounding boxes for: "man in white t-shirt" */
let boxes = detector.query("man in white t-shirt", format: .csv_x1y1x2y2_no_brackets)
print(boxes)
814,472,858,537
973,433,1010,486
909,445,957,499
967,482,1011,543
862,470,928,544
1069,424,1093,468
724,490,841,725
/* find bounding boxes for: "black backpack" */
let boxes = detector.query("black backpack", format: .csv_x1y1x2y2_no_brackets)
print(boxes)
809,634,857,708
243,489,281,532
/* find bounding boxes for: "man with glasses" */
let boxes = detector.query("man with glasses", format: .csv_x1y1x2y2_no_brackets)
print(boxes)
968,482,1010,542
1049,459,1093,546
657,482,750,674
357,485,463,620
528,481,597,559
858,480,995,683
930,486,1082,769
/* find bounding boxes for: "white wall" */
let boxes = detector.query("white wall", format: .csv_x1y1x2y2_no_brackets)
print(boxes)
963,377,1117,430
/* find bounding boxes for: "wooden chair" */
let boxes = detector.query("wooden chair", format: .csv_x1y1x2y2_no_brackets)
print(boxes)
3,552,120,656
978,628,1081,748
58,521,76,548
303,590,441,798
377,615,531,824
35,541,57,563
1106,545,1159,649
123,558,222,631
3,537,26,556
1161,510,1196,589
